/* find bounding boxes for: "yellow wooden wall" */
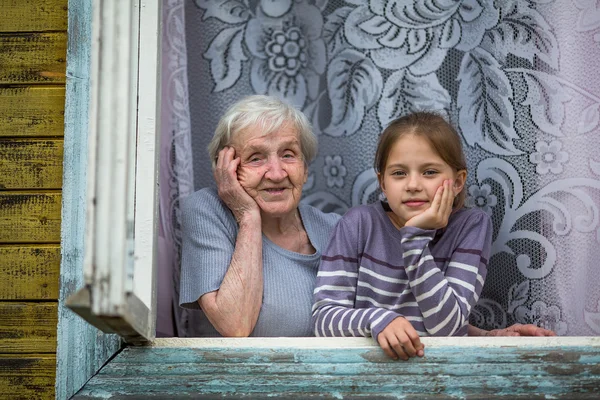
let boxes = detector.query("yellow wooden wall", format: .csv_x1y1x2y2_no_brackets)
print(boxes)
0,1,68,398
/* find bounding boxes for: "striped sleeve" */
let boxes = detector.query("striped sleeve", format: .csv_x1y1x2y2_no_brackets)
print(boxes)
312,217,400,342
400,212,492,336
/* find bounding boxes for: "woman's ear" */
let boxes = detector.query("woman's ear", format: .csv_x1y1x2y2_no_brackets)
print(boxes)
303,163,309,184
453,169,467,196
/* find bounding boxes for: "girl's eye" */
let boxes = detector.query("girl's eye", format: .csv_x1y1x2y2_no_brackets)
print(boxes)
424,170,438,176
391,170,406,176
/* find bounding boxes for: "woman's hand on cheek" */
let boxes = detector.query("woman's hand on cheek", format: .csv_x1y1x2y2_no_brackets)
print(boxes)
214,147,260,222
405,180,454,230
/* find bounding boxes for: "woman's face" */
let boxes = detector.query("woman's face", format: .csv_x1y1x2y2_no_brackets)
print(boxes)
231,123,307,219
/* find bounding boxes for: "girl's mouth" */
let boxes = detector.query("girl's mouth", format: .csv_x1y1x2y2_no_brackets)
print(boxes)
403,200,427,207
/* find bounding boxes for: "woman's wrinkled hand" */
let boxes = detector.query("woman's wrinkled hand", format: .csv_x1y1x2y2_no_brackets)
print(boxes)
486,323,557,337
214,147,260,222
377,316,425,360
405,180,454,230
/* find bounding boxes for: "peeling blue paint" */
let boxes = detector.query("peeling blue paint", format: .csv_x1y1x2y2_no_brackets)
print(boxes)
74,339,600,398
56,1,121,398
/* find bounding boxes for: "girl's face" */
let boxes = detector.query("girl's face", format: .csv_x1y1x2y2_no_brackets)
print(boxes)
378,134,466,229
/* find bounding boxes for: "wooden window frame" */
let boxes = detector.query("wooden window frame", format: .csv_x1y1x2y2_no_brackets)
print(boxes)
65,0,160,343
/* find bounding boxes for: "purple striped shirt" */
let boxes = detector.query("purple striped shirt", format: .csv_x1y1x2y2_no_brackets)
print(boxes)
312,202,492,343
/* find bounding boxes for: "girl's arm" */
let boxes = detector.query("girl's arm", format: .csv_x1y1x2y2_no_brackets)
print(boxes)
401,211,493,336
312,216,400,341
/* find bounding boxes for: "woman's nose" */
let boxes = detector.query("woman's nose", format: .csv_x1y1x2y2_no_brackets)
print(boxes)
265,158,287,181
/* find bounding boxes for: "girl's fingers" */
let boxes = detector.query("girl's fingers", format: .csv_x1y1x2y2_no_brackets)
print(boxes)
387,336,409,361
430,184,444,212
439,180,453,216
396,332,416,358
378,336,399,360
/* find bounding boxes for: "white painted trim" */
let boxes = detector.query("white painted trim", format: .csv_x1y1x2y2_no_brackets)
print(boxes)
69,0,161,343
133,0,162,314
149,336,600,349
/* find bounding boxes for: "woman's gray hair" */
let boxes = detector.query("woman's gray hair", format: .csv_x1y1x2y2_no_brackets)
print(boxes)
208,95,317,169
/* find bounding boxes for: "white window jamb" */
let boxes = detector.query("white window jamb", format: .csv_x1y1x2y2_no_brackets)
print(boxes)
66,0,162,344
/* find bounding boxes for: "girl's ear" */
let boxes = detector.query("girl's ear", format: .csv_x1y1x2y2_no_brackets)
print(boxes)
377,171,386,194
453,169,467,196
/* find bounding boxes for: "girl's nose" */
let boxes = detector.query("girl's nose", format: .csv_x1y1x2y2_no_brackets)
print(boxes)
406,174,421,191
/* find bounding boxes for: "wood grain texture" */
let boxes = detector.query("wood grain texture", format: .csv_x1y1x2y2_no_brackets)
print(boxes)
74,337,600,399
0,139,64,189
0,245,60,300
0,32,67,84
0,192,61,243
0,0,68,33
0,302,57,354
0,86,65,137
0,354,55,400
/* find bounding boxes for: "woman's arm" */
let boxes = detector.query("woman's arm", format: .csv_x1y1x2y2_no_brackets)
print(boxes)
199,212,263,337
197,147,264,337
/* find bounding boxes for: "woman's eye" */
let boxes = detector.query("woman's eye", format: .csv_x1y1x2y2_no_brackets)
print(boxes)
282,152,295,159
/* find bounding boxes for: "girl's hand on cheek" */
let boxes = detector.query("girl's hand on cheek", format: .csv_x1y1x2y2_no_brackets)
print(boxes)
214,147,260,222
405,180,454,230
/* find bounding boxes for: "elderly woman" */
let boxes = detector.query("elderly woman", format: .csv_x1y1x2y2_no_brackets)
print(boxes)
179,95,554,338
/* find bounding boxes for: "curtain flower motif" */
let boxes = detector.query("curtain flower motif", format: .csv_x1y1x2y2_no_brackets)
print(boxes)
245,1,326,108
529,140,569,175
465,184,497,215
514,301,568,336
343,0,499,74
323,155,347,188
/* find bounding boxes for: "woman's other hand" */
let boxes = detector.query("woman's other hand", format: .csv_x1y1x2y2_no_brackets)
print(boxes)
377,317,425,360
214,146,260,222
486,323,557,337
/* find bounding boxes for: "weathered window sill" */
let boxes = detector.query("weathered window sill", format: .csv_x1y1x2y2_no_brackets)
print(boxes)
75,337,600,399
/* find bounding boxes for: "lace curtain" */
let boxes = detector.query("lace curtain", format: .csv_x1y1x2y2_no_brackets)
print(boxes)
158,0,600,336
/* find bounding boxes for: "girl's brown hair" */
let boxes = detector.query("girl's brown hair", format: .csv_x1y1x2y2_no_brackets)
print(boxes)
375,112,467,209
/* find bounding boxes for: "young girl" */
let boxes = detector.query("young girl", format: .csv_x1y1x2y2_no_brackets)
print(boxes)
312,112,492,360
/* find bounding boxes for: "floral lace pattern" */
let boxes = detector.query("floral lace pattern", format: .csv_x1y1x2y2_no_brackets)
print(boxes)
178,0,600,335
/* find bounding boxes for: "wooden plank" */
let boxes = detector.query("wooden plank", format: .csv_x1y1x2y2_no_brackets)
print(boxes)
0,139,64,190
0,245,60,300
56,1,122,399
0,354,55,400
0,192,61,243
0,86,65,137
0,302,57,353
75,337,600,399
0,0,68,32
0,32,66,84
